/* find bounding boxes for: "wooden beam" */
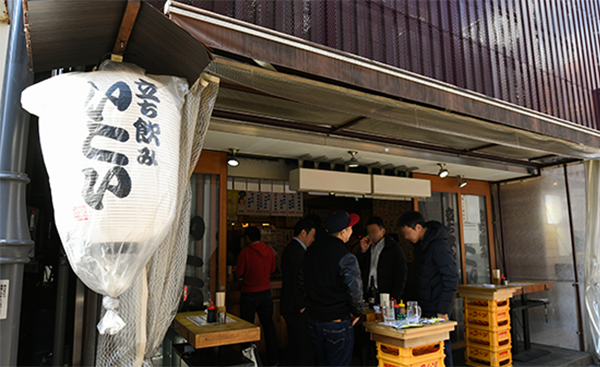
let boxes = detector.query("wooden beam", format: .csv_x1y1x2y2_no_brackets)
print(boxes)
330,116,369,133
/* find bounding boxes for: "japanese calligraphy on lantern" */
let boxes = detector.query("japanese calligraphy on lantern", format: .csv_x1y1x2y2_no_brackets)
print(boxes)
21,61,187,334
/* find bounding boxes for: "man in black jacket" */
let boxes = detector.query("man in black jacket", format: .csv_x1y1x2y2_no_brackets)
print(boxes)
357,217,407,303
301,210,364,366
398,211,459,367
281,218,316,366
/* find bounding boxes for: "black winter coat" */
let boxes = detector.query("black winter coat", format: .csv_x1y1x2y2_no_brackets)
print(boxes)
281,239,307,315
356,235,407,303
414,221,459,316
300,235,364,321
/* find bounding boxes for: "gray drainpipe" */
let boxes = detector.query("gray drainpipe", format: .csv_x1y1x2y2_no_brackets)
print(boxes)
0,0,35,365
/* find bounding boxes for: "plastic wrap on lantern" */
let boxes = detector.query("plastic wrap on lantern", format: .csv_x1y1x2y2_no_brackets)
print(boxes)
21,61,188,334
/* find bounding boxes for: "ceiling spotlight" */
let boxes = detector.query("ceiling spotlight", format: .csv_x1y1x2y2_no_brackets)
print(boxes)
459,175,468,188
347,151,360,168
227,148,240,167
437,163,449,178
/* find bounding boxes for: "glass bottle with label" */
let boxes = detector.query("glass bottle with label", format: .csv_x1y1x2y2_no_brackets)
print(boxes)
367,275,378,309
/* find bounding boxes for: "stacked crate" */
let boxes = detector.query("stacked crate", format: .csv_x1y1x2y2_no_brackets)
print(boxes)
464,298,512,367
375,340,446,367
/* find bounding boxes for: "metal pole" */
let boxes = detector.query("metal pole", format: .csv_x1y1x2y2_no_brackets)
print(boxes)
53,250,69,366
0,0,35,365
563,164,586,351
495,183,509,278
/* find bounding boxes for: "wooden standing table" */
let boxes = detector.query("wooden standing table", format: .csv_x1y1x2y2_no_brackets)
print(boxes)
364,321,457,348
364,320,457,367
505,281,553,361
459,284,520,367
174,310,260,349
458,282,554,365
458,284,522,301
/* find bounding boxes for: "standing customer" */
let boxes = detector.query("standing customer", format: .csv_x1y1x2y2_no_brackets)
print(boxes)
301,210,364,366
281,218,317,366
398,211,459,367
357,216,407,303
235,226,279,366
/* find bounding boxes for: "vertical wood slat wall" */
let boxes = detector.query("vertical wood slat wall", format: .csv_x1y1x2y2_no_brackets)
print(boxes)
167,0,600,129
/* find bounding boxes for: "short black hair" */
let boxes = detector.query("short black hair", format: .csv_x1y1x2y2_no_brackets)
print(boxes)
244,226,261,242
366,217,385,229
304,214,322,229
294,219,316,237
397,211,426,230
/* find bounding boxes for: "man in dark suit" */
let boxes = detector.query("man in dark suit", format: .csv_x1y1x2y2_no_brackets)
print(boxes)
281,218,316,366
357,217,407,303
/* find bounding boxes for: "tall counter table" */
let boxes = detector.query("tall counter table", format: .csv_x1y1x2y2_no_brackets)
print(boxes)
363,321,457,367
171,310,261,366
458,284,522,367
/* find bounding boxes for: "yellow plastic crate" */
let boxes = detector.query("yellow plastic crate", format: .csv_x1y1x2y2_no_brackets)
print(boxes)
465,344,512,367
465,306,510,330
466,324,511,350
465,298,510,311
377,341,444,364
378,353,445,367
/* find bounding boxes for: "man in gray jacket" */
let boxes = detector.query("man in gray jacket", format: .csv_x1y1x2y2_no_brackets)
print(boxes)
301,210,364,366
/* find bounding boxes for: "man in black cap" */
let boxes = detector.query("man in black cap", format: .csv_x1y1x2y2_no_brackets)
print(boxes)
300,210,364,366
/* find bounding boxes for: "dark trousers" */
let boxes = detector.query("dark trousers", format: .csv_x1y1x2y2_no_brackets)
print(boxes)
424,312,453,367
308,318,354,366
283,311,314,366
241,290,279,366
443,339,453,367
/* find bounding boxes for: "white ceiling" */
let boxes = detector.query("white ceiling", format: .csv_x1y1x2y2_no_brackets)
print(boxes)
203,119,533,182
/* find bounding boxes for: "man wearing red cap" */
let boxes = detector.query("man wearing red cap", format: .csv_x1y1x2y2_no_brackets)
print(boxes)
300,210,364,366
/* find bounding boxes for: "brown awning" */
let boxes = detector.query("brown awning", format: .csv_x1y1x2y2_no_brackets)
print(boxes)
24,0,212,85
167,1,600,161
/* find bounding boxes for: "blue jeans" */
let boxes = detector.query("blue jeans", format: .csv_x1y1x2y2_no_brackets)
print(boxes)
308,318,354,366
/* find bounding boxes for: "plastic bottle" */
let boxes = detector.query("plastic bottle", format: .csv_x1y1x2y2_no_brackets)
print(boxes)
394,299,400,320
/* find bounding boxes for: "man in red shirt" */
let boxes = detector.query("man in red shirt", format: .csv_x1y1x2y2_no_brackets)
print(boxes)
234,226,278,366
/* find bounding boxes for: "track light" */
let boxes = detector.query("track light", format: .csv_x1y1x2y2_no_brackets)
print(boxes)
437,163,449,178
347,151,360,168
459,175,468,188
227,148,240,167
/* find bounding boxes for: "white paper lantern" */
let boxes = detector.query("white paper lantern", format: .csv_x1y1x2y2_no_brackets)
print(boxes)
21,61,189,334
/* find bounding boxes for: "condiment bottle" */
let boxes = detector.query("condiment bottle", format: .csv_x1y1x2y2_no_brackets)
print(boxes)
399,299,407,320
207,300,217,323
394,299,400,320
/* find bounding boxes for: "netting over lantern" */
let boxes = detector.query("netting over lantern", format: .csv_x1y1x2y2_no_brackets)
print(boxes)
95,69,220,367
21,61,190,335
